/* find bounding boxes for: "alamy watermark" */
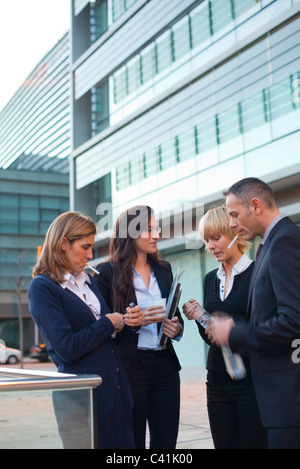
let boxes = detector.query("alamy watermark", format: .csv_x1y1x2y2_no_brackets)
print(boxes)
96,202,204,250
291,339,300,364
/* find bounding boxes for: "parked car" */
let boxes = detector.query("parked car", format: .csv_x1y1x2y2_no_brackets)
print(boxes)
29,343,49,362
0,341,22,364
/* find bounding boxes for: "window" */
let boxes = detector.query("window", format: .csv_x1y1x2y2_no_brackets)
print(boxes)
177,128,197,162
0,222,18,234
269,76,295,121
196,117,218,153
91,0,108,42
129,157,143,185
172,16,191,62
143,148,159,178
116,163,130,191
210,0,233,35
93,173,112,206
0,194,18,207
217,105,242,144
19,195,39,208
40,196,62,209
0,206,18,221
0,188,68,234
156,31,173,74
20,207,39,222
20,220,39,234
159,140,177,171
112,0,125,22
241,91,268,133
108,0,266,108
126,56,141,95
111,0,138,22
190,2,211,48
113,68,127,104
141,44,156,85
92,81,109,134
233,0,259,18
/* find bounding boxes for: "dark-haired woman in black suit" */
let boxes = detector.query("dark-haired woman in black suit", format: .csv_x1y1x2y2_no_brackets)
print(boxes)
95,205,184,449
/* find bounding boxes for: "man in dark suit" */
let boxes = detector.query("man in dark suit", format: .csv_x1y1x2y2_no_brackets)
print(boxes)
210,177,300,449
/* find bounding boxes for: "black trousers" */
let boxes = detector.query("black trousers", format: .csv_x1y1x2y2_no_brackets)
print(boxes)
207,380,268,449
126,349,180,449
268,426,300,449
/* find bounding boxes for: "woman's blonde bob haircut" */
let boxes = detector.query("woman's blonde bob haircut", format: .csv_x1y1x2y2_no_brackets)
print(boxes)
32,211,96,283
199,205,251,253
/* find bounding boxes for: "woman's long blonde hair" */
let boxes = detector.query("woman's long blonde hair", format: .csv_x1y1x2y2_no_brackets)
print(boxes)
32,211,96,283
199,205,251,253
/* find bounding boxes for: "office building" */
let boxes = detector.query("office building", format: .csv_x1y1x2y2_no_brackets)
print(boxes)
71,0,300,366
0,33,70,351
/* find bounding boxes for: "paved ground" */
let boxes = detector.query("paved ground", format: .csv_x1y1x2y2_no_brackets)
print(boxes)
0,360,214,450
177,367,214,449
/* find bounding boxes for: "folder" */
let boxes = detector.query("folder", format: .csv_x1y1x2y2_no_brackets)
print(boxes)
157,267,185,348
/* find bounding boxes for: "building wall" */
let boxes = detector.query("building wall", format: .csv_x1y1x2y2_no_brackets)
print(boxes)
0,33,70,173
0,169,69,351
0,33,71,352
71,0,300,367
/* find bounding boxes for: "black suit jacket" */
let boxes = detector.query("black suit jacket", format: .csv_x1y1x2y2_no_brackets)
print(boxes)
95,259,183,371
230,217,300,427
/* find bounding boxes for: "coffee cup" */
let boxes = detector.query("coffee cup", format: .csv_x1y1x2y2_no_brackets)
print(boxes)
151,297,166,308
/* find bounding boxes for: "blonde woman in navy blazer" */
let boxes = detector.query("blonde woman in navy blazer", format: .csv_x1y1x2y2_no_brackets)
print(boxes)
28,211,141,449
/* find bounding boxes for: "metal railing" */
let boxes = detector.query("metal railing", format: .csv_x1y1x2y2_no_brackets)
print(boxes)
0,367,102,449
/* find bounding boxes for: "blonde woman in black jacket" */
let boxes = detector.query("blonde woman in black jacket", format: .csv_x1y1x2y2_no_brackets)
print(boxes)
183,206,267,449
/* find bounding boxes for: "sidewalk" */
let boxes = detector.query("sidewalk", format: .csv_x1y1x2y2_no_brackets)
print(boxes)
177,367,214,449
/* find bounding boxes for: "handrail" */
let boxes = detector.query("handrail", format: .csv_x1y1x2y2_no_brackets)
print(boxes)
0,367,102,392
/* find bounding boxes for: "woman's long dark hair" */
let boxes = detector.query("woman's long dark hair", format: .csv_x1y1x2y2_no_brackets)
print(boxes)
108,205,169,314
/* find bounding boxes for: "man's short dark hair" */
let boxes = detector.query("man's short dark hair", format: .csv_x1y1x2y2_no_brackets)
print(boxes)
224,177,277,208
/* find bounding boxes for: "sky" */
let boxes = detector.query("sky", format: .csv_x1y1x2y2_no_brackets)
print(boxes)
0,0,71,111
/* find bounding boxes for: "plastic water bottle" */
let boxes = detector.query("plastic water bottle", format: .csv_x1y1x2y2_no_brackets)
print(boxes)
195,306,247,380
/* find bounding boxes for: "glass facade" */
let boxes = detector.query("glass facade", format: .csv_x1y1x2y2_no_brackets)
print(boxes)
0,33,71,352
111,0,258,106
114,66,300,195
0,33,70,173
71,0,300,366
0,169,69,351
90,0,139,44
0,192,69,236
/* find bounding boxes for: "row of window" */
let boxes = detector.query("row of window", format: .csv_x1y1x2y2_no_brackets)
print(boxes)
90,0,138,43
0,194,69,210
91,0,261,135
0,218,66,235
0,258,36,277
115,71,300,191
111,0,137,22
0,194,69,235
112,0,259,105
0,34,70,171
0,249,38,291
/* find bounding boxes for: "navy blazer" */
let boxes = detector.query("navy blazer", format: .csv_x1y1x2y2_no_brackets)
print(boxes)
28,274,133,417
230,217,300,427
95,259,183,371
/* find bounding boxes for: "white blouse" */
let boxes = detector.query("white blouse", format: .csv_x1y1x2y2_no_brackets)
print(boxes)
133,266,163,350
217,253,253,301
60,271,101,320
